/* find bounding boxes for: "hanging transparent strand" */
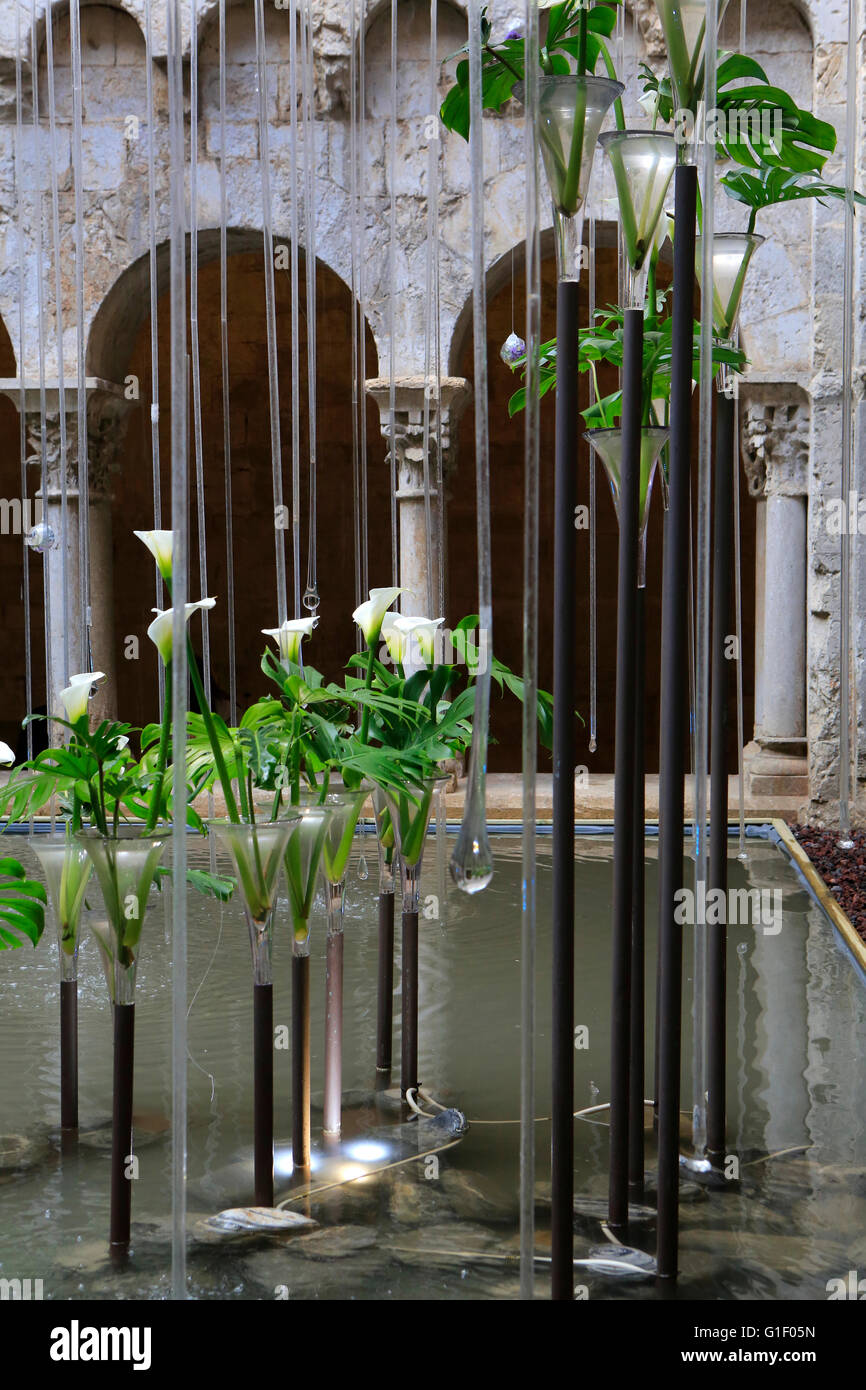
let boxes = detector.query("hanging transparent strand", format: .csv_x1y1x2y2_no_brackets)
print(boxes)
288,0,303,615
388,0,399,592
15,2,33,759
301,0,319,613
254,0,289,622
838,0,857,847
68,0,90,675
144,0,166,710
349,0,362,613
519,0,541,1301
450,0,493,894
420,0,440,618
166,0,189,1302
358,0,370,602
189,0,213,706
218,0,237,725
588,214,598,753
30,0,54,725
44,5,71,695
692,0,720,1157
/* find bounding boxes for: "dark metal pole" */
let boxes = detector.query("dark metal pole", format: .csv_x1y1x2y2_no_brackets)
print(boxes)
110,1002,135,1249
708,388,735,1162
401,908,420,1098
656,163,698,1281
609,306,642,1230
376,890,395,1075
291,950,311,1172
253,981,274,1206
60,979,78,1131
630,585,647,1197
551,277,580,1300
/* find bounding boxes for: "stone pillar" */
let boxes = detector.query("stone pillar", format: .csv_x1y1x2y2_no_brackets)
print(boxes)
740,387,810,800
9,381,131,726
365,376,471,617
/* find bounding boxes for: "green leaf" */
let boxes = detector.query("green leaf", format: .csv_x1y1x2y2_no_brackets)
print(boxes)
0,858,47,949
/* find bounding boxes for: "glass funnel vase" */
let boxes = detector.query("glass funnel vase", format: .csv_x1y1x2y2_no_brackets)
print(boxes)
318,787,371,1137
585,428,670,588
78,827,167,1250
598,130,677,306
514,75,624,281
381,776,449,1099
653,0,731,132
208,816,299,1208
79,828,167,1006
31,829,93,1130
695,231,764,342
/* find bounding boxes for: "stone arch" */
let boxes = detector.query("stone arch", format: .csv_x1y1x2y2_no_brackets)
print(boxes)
92,230,386,730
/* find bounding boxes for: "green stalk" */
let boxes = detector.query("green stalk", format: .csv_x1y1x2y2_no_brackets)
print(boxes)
598,40,624,130
359,642,376,744
145,664,173,834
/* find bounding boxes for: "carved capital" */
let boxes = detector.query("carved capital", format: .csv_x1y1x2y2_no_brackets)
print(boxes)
365,376,472,486
739,386,810,499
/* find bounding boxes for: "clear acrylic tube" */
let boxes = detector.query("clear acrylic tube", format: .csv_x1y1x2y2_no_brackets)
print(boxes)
692,0,720,1156
218,0,237,725
350,0,362,613
288,0,302,616
44,7,71,694
420,0,440,617
14,6,33,759
69,0,90,674
450,1,493,894
838,0,857,846
301,0,319,613
166,0,189,1299
388,0,399,591
145,0,166,710
254,0,289,622
519,0,541,1302
189,0,213,705
588,214,598,753
30,0,54,724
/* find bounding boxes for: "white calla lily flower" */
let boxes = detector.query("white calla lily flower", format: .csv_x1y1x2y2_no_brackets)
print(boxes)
392,615,444,670
134,529,174,582
147,599,216,665
60,671,106,725
352,587,404,646
262,616,317,664
380,612,405,666
0,740,15,767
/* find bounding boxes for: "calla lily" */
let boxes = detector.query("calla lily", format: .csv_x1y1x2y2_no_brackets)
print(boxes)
353,587,404,646
0,741,15,766
134,529,174,582
60,672,106,725
262,617,317,664
392,615,444,670
381,613,405,666
147,599,216,665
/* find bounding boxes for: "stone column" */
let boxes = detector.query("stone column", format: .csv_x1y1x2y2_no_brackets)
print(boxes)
365,376,471,617
740,387,810,800
8,381,131,726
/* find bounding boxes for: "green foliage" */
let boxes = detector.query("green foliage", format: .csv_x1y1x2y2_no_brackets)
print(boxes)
721,165,866,232
0,857,47,950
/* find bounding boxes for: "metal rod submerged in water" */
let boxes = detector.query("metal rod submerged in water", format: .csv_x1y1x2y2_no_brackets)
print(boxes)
609,306,642,1230
656,162,698,1281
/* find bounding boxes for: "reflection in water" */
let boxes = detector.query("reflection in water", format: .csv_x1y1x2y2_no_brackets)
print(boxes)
0,833,864,1300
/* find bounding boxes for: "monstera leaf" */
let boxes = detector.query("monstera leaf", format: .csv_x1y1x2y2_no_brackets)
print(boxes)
0,857,47,950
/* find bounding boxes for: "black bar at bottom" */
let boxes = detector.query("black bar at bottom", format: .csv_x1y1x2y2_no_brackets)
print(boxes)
630,586,647,1197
